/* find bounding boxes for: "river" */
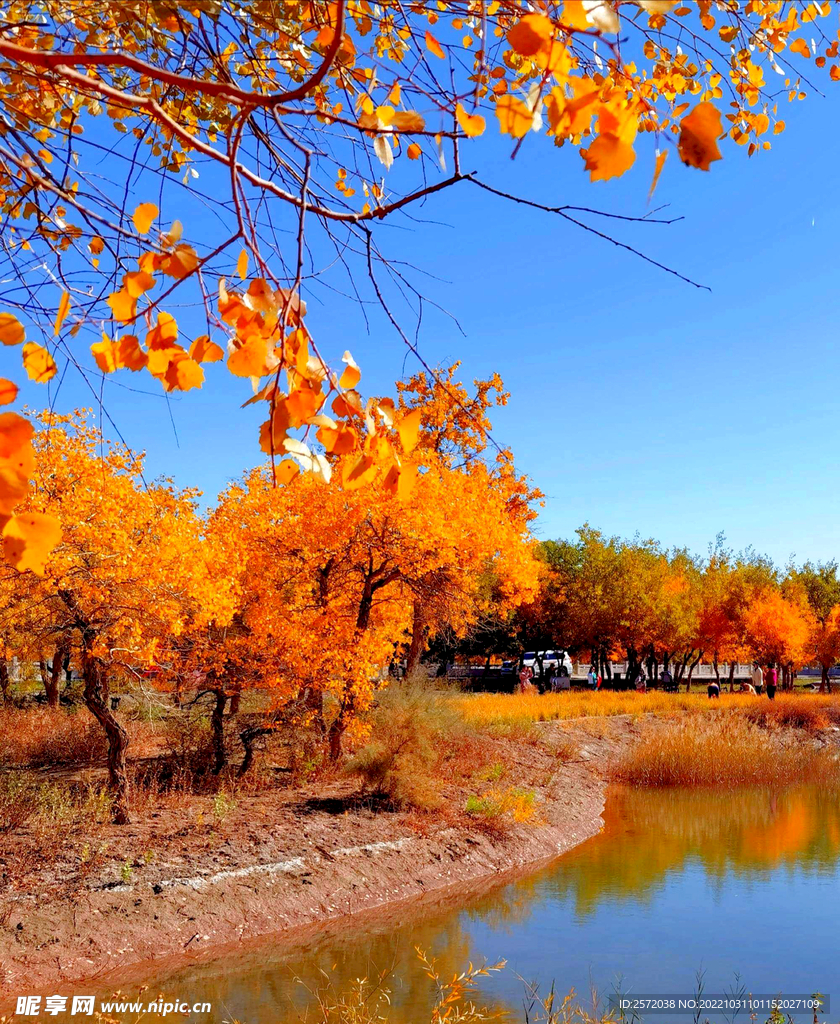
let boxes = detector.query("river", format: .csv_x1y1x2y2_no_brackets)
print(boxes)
100,784,840,1022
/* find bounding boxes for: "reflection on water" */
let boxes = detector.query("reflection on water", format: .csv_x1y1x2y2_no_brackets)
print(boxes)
107,785,840,1022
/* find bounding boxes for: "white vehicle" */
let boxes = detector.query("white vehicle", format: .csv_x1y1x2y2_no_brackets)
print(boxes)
522,650,573,682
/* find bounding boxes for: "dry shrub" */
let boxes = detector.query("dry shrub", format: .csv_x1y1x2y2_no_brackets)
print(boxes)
740,693,840,733
612,714,839,787
346,680,461,810
0,707,106,766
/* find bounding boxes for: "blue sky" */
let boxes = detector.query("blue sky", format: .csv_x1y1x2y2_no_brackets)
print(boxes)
5,83,838,568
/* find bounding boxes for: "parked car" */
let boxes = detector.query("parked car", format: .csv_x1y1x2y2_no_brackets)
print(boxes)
522,650,574,692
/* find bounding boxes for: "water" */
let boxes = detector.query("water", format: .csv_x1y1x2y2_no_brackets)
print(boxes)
106,785,840,1021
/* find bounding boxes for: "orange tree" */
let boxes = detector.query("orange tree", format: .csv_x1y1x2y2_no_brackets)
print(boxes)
742,585,814,690
2,0,839,569
0,411,235,821
210,376,540,760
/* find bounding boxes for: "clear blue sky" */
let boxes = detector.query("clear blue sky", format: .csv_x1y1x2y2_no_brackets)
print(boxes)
6,88,838,568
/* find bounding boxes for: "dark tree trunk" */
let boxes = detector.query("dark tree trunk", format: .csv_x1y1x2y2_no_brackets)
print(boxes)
821,664,832,694
228,692,241,716
239,724,272,775
81,650,130,824
211,689,228,773
0,658,8,703
686,651,703,691
327,716,344,761
728,661,736,693
45,640,67,708
406,600,427,677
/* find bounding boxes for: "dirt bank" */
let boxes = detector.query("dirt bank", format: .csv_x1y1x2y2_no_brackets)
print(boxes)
0,716,641,997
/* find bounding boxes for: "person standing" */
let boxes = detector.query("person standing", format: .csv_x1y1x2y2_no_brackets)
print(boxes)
766,664,777,700
751,663,764,695
587,666,598,690
518,663,534,694
661,666,673,692
708,678,720,699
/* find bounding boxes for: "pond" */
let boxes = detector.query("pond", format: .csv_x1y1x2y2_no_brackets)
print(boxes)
107,784,840,1022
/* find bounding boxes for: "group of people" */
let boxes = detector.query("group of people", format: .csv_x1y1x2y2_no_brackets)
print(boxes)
515,661,783,699
706,664,778,700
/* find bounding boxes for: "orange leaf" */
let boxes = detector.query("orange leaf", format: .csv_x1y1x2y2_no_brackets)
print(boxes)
132,202,158,235
648,149,668,201
146,312,179,350
507,14,553,57
164,354,204,392
398,462,418,501
342,454,377,490
339,350,361,389
53,291,71,336
425,30,445,59
117,335,148,371
123,270,156,298
407,142,422,159
106,288,136,324
678,102,723,170
236,249,249,280
317,422,357,455
89,236,104,255
495,95,533,138
276,460,300,485
0,313,25,347
0,380,18,406
91,336,119,374
189,335,224,363
583,133,636,181
0,413,33,458
397,408,422,453
228,335,270,378
456,103,486,137
562,1,591,30
21,342,57,384
2,512,61,575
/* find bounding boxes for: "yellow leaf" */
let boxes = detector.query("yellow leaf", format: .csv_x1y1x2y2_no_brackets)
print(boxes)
425,30,445,59
391,111,426,132
507,14,553,57
339,350,361,389
342,454,377,490
583,133,636,181
317,422,357,455
2,512,61,575
0,313,25,347
397,408,423,453
648,149,667,201
276,460,300,485
123,270,156,297
236,249,249,280
189,335,224,363
563,1,591,30
107,288,136,324
456,103,486,137
133,202,159,235
91,336,119,374
495,95,533,138
0,380,18,406
53,291,71,336
21,342,57,384
678,102,723,170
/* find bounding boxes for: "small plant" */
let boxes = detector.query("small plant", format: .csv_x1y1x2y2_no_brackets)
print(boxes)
213,791,235,822
120,860,133,884
475,761,506,782
465,785,537,824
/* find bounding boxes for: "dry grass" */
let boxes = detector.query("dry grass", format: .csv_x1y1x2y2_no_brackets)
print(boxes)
612,713,840,787
0,707,108,766
453,690,713,729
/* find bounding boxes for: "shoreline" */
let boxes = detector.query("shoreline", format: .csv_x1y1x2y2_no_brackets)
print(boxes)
0,718,632,999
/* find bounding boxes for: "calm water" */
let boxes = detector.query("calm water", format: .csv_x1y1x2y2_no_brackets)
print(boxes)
104,785,840,1022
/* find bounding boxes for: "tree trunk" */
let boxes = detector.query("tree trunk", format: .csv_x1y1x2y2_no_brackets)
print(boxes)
327,716,344,761
228,692,241,716
712,652,721,688
45,640,67,708
81,651,130,824
211,689,228,773
239,724,272,775
821,664,832,694
0,658,8,703
728,661,736,693
406,600,427,677
686,652,703,691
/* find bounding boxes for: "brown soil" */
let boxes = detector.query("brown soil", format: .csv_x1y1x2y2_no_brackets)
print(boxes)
0,716,641,999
